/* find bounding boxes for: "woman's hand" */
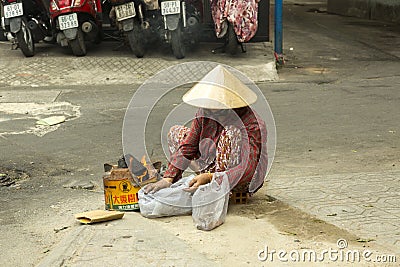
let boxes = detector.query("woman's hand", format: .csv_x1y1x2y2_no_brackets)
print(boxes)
144,178,173,194
184,172,213,192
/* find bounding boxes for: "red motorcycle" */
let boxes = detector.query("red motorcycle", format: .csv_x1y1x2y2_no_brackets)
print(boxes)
49,0,103,56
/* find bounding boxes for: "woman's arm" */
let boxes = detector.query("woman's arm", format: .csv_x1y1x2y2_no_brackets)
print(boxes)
163,111,203,182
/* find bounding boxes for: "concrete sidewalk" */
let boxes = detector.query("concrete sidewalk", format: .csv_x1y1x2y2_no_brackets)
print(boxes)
268,171,400,255
0,41,277,87
38,172,400,267
37,213,216,267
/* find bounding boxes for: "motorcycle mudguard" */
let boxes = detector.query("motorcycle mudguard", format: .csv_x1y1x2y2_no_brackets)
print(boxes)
9,17,22,33
166,15,180,31
63,28,78,40
122,19,134,32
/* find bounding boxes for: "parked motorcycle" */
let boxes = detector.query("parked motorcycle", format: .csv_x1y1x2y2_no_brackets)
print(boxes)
0,0,53,57
107,0,200,59
210,0,258,55
107,0,148,58
160,0,200,58
49,0,103,56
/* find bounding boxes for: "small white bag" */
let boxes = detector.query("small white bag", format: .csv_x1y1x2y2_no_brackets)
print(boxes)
138,175,194,218
192,173,230,231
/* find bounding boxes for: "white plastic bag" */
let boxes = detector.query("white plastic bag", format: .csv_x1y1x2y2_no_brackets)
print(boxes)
192,173,230,231
138,175,194,218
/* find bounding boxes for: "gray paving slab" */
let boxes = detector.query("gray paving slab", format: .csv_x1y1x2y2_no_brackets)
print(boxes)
268,171,400,254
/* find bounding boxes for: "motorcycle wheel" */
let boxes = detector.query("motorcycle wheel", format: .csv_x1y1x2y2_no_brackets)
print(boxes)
69,29,87,57
16,18,35,57
171,24,185,59
0,29,8,41
226,23,238,56
127,25,145,58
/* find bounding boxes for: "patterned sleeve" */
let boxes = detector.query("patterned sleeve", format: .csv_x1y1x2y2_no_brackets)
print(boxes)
163,112,202,182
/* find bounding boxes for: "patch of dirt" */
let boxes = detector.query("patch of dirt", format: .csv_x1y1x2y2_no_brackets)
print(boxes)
0,167,30,187
229,193,360,246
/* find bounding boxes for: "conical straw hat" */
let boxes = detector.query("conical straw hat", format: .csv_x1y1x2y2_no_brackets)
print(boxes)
182,65,257,109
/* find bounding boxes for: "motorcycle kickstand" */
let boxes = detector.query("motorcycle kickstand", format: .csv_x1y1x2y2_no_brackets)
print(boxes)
11,43,19,50
105,33,126,51
240,43,246,53
211,44,226,54
104,32,122,42
113,41,126,51
10,39,18,50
